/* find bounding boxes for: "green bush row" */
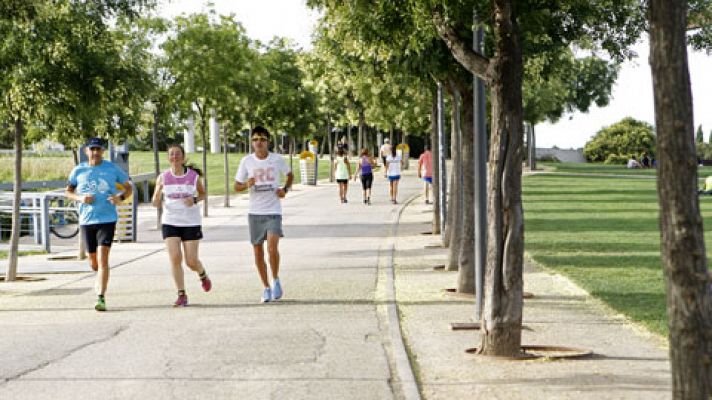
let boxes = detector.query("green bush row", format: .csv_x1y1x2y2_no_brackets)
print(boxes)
583,117,655,162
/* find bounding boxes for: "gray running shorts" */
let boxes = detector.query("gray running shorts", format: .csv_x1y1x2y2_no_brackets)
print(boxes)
248,214,283,245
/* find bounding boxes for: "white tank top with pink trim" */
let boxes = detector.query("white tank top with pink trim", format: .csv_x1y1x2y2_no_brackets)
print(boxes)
161,168,201,226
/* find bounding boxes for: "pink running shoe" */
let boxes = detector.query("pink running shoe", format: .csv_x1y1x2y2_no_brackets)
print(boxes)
174,293,188,307
201,275,212,292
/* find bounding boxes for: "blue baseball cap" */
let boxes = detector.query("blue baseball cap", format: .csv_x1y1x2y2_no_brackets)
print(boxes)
86,137,105,149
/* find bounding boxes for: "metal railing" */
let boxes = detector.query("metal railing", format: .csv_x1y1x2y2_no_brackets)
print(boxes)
0,172,156,252
0,191,63,252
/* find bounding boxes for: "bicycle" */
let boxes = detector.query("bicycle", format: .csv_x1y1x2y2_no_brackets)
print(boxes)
47,196,80,239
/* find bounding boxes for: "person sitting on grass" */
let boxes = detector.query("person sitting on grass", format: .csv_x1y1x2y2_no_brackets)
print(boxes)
698,175,712,195
641,152,651,168
626,155,641,169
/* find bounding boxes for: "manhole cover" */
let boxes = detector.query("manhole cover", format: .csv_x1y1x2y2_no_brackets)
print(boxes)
0,276,46,282
452,323,534,332
466,345,592,360
451,322,481,330
47,255,79,261
442,288,475,298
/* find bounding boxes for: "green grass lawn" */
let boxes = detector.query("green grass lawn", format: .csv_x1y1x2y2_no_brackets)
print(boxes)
1,151,337,195
0,250,46,260
130,151,336,194
540,161,712,179
0,153,75,182
523,168,712,337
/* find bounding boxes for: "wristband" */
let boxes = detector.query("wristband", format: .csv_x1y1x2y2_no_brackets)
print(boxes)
282,186,289,194
193,196,199,204
119,194,125,201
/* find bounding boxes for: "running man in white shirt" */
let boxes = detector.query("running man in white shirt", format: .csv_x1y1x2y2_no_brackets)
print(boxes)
234,126,294,303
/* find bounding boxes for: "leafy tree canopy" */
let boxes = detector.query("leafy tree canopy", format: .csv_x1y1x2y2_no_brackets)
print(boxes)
688,0,712,52
523,49,619,125
253,38,318,141
0,0,155,148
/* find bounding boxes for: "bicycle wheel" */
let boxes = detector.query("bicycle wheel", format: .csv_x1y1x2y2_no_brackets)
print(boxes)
48,198,80,239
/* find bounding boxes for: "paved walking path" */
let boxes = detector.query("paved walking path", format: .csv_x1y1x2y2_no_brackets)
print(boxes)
0,166,671,399
393,200,671,399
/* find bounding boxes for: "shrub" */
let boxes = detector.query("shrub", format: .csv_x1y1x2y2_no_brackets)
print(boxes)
604,153,629,165
583,117,655,162
696,143,712,160
537,154,560,162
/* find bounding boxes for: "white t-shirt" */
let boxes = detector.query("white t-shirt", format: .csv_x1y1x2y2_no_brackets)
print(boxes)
380,143,391,157
235,152,291,215
386,154,402,177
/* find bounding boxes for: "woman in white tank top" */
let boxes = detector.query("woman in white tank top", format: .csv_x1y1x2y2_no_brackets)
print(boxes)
333,148,352,203
152,144,212,307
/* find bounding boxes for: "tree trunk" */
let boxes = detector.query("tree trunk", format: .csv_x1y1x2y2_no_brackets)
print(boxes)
530,123,537,171
199,112,209,217
6,117,24,281
289,137,295,175
223,123,230,208
152,109,162,229
649,0,712,397
457,83,476,294
445,82,462,271
525,123,531,169
319,132,326,159
431,88,441,235
358,110,365,154
479,0,525,356
347,123,354,156
327,119,334,182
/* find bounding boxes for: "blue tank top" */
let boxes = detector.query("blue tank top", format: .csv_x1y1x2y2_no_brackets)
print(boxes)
360,156,372,174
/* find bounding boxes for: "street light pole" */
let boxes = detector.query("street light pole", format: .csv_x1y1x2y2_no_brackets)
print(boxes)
473,19,487,321
437,83,447,240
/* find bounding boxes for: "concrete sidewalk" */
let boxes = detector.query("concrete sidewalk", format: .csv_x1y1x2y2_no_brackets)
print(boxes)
0,166,672,399
393,199,671,399
0,170,422,399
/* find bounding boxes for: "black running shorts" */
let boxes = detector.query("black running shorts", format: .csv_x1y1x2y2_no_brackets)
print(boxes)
81,222,117,253
162,224,203,241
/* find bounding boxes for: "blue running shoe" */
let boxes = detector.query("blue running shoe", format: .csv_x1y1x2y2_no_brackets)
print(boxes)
261,287,272,303
272,278,283,300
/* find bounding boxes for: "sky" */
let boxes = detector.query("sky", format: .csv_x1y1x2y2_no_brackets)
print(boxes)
157,1,712,149
537,41,712,149
156,0,320,50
